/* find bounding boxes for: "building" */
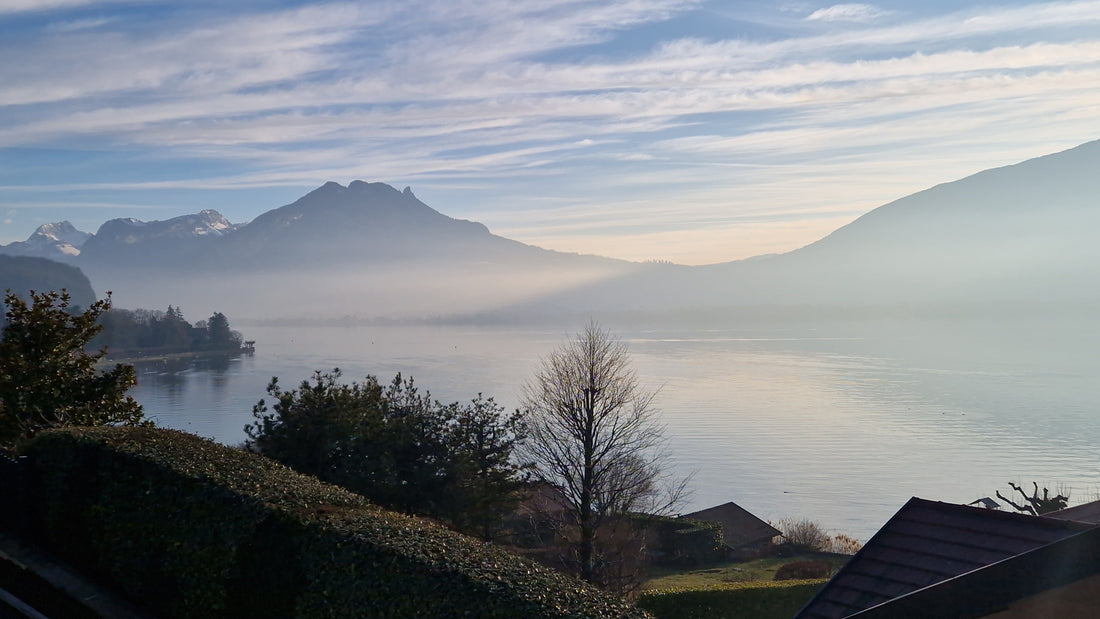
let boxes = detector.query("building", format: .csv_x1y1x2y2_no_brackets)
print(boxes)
795,497,1100,618
681,501,781,557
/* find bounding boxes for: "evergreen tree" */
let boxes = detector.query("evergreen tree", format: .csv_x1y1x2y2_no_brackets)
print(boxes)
244,369,526,537
206,311,241,350
0,290,145,450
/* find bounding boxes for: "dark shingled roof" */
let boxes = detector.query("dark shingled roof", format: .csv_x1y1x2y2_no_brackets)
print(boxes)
795,497,1095,619
1047,498,1100,524
680,501,781,549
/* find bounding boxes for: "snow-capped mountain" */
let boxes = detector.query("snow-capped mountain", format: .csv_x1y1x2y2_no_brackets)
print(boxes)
77,209,240,265
0,221,92,260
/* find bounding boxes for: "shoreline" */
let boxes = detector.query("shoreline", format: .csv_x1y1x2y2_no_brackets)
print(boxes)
102,348,253,365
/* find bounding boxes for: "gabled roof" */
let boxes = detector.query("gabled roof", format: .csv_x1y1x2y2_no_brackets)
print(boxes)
681,501,781,549
849,525,1100,618
795,497,1095,619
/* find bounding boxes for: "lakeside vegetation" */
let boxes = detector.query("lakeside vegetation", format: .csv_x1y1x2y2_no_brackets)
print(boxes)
93,305,249,358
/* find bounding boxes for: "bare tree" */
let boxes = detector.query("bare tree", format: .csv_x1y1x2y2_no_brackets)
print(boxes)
520,321,687,587
996,481,1069,516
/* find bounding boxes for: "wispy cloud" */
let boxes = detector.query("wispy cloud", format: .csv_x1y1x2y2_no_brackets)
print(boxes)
0,0,135,15
2,0,1100,262
806,3,890,23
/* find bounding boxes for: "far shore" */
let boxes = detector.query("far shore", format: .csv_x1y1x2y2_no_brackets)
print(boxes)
102,347,253,365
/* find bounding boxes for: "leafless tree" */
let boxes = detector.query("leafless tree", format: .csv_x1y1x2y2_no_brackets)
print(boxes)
520,321,688,587
996,481,1069,516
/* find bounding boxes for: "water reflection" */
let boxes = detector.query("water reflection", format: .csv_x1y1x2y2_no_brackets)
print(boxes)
127,318,1100,540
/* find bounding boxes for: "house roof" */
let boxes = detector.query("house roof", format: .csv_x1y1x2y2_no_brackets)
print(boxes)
680,501,781,549
795,497,1095,619
849,525,1100,618
1046,498,1100,524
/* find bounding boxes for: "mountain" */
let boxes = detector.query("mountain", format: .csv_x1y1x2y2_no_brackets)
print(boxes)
197,181,556,269
503,139,1100,319
67,180,635,318
0,221,92,261
5,139,1100,321
78,209,239,268
0,256,96,309
753,138,1100,307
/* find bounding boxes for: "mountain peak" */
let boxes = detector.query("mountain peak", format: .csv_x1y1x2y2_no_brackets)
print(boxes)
0,220,93,259
33,221,92,246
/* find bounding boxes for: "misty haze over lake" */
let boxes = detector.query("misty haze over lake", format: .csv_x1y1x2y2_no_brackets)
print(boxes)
133,316,1100,541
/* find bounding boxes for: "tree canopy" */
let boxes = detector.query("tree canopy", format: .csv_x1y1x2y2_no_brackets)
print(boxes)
0,289,145,450
94,306,244,354
244,369,528,538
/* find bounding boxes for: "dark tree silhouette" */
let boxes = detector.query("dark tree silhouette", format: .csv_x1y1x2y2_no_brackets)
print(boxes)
996,481,1069,516
244,369,527,537
0,289,144,449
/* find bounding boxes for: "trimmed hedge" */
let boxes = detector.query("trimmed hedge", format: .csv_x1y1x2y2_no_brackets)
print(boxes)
636,580,825,619
23,427,649,618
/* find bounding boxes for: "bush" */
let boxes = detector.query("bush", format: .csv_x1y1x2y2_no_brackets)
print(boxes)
23,426,649,618
827,533,863,555
774,560,832,580
637,580,825,619
774,517,831,552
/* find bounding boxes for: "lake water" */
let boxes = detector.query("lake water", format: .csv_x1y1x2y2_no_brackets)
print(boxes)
129,317,1100,541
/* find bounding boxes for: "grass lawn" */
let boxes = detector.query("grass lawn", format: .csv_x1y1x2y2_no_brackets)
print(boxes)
641,552,853,590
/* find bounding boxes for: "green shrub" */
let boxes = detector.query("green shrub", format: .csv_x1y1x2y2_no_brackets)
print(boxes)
24,426,649,618
647,516,724,566
636,580,825,619
668,519,724,563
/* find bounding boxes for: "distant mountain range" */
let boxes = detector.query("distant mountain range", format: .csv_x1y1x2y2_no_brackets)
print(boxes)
8,181,614,271
4,140,1099,322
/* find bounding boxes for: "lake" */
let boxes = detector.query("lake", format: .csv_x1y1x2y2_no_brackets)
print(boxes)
129,316,1100,541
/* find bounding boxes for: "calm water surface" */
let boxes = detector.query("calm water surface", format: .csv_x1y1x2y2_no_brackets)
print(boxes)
130,318,1100,541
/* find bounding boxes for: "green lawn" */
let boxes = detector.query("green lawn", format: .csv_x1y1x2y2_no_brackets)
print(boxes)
642,552,852,590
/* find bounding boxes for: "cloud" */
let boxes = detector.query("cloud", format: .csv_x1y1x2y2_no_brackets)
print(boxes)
3,0,1100,264
806,3,890,23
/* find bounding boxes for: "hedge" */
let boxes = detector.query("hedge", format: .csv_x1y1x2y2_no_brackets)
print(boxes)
22,426,650,618
636,580,825,619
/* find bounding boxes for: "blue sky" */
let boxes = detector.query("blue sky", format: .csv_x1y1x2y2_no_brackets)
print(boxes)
2,0,1099,265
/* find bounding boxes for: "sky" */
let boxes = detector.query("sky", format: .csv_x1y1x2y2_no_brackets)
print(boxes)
1,0,1099,265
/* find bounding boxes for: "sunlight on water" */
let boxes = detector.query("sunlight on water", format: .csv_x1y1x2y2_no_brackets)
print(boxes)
131,319,1100,540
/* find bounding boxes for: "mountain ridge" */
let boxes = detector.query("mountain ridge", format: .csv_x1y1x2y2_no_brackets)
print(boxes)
2,138,1098,321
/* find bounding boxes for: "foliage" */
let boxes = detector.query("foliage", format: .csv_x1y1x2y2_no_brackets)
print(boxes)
996,481,1069,515
636,580,825,619
244,369,528,538
520,321,688,589
652,517,725,567
773,560,832,580
23,426,649,618
0,289,144,449
205,311,242,350
94,306,244,354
